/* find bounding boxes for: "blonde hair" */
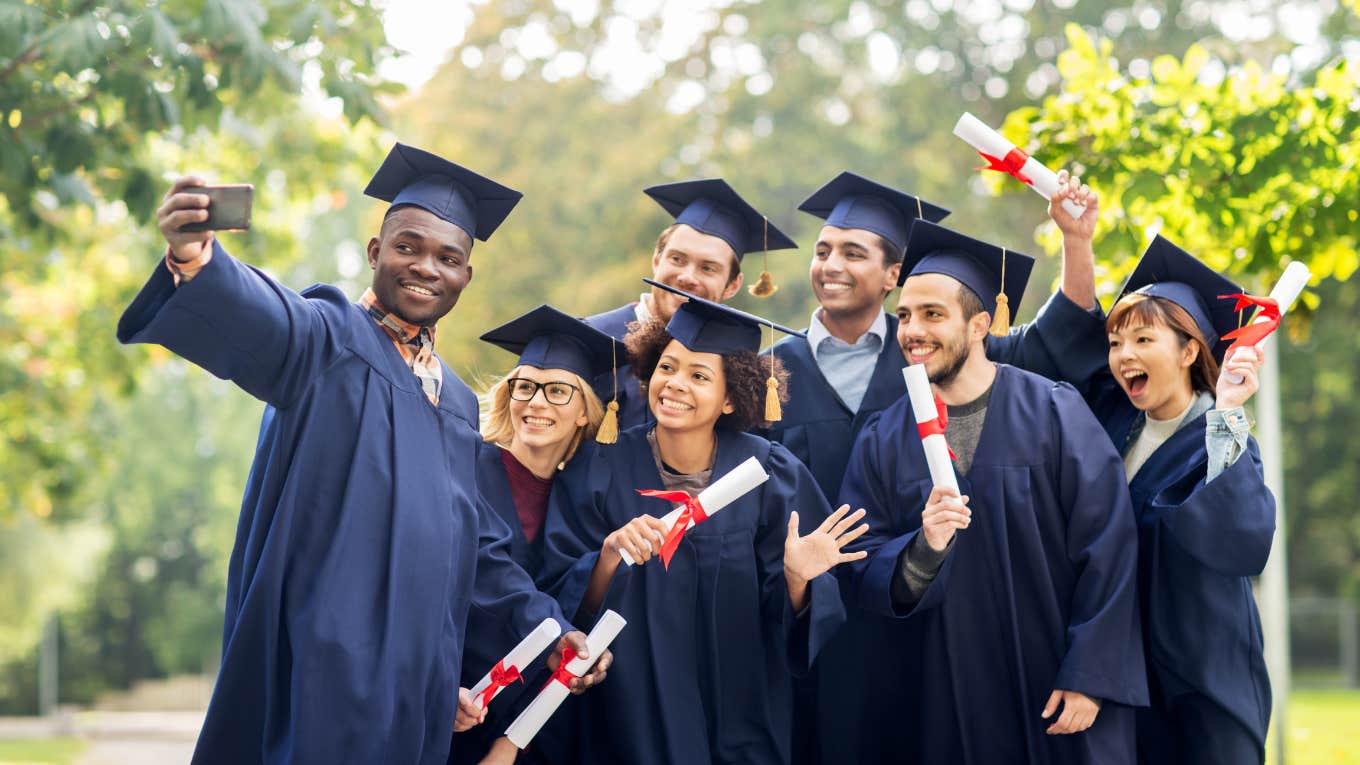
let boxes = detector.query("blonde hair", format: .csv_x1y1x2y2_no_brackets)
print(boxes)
479,365,606,465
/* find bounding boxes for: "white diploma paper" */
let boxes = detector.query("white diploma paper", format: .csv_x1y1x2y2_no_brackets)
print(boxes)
902,364,960,495
953,112,1086,220
620,455,771,566
504,609,627,749
1225,261,1311,384
467,618,561,709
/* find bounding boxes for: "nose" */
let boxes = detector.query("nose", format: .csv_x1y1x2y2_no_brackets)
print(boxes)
408,254,437,279
823,251,846,276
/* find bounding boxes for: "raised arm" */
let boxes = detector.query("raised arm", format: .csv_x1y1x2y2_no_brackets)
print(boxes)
117,177,348,407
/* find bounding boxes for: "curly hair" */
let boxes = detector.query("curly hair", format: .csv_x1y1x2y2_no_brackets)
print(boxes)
625,318,790,431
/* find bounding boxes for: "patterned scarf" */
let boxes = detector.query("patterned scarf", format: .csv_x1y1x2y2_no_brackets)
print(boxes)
359,289,442,405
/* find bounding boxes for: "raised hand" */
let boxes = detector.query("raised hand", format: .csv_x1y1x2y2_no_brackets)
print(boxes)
157,176,215,262
1049,169,1099,241
783,504,870,583
1216,345,1264,410
921,485,970,552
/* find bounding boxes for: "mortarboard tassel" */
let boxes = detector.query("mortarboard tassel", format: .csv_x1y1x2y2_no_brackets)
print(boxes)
749,216,778,297
596,341,620,444
764,321,782,422
989,247,1011,337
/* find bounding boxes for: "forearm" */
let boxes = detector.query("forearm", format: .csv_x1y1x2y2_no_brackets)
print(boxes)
784,570,809,613
580,553,621,617
1059,234,1097,310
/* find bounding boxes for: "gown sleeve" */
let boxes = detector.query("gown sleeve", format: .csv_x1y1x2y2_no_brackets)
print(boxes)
1149,436,1275,577
1048,382,1149,706
117,240,349,407
761,443,846,674
984,289,1109,391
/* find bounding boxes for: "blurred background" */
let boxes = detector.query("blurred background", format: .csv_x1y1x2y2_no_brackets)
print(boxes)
1,0,1357,762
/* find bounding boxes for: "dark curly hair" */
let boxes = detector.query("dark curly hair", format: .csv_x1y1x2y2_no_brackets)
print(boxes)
625,318,790,431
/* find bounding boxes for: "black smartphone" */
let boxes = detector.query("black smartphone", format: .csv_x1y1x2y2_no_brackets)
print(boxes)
179,184,254,232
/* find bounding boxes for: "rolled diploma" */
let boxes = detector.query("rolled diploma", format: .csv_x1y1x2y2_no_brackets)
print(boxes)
467,617,562,709
953,112,1086,220
1225,261,1311,384
504,609,627,749
902,364,959,495
620,455,771,566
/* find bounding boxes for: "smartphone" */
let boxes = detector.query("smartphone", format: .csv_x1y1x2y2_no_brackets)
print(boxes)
179,184,253,232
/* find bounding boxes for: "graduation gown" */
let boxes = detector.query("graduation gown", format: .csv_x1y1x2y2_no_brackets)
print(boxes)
584,303,652,431
538,426,845,765
830,365,1148,765
1087,382,1275,758
117,243,565,765
767,291,1106,502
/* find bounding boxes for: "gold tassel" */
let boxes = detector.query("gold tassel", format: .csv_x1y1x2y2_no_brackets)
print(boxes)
748,216,777,297
765,377,782,422
989,247,1011,337
596,340,620,443
596,400,619,444
750,270,777,297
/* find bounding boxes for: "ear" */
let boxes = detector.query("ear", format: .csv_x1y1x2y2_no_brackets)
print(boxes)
1181,338,1200,368
721,396,735,415
466,263,474,285
366,236,380,269
721,268,744,301
883,263,902,295
969,311,991,343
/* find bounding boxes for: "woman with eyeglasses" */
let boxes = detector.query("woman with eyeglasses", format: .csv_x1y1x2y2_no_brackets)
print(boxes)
451,304,623,765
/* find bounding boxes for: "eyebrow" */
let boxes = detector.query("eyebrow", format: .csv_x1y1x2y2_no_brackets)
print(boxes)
904,302,950,312
393,229,468,257
660,354,715,374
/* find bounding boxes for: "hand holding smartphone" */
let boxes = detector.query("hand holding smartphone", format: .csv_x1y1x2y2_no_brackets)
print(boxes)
177,184,254,232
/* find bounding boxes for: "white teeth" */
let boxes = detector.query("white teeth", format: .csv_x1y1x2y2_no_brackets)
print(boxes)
523,417,554,426
659,397,693,411
402,284,434,296
908,346,935,358
821,283,851,292
1122,370,1146,379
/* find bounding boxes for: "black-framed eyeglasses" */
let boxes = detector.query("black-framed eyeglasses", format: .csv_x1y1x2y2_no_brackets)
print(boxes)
507,377,581,406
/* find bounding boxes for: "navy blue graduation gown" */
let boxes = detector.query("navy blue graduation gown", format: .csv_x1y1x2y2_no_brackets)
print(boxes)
117,243,565,765
1086,381,1275,757
831,365,1148,765
538,426,845,765
767,291,1106,502
584,303,653,431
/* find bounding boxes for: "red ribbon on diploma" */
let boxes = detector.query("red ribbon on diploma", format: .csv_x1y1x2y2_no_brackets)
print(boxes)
1218,293,1282,352
474,659,523,709
976,148,1033,185
545,646,579,690
916,393,957,460
636,489,711,569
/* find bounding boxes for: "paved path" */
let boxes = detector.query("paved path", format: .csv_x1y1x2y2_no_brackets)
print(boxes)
0,711,202,765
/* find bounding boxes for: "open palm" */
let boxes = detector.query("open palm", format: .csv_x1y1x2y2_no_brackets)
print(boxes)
784,504,870,582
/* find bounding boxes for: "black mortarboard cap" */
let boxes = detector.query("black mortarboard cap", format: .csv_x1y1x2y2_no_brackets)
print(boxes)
480,305,625,381
1116,236,1243,358
798,171,951,252
899,219,1034,321
364,142,522,242
644,179,797,260
643,278,805,354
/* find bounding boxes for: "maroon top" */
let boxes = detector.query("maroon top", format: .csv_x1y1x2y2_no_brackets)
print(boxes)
500,448,552,543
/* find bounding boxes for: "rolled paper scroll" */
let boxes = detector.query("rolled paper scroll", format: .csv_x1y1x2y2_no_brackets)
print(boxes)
620,456,770,566
1221,261,1311,384
903,364,959,495
504,609,627,749
468,617,562,710
953,112,1086,220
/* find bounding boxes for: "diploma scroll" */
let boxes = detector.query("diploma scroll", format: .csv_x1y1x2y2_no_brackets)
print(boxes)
953,112,1086,220
504,609,627,749
619,456,771,566
903,364,959,496
1224,261,1310,384
468,618,562,710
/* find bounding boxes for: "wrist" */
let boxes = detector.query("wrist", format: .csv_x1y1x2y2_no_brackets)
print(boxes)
783,563,810,586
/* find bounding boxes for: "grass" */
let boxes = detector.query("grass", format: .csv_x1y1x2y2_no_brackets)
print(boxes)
1269,689,1360,764
0,738,86,765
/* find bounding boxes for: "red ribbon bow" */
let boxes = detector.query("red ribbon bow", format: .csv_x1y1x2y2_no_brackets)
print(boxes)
1218,293,1281,352
545,646,579,690
474,659,523,709
636,489,710,569
976,148,1033,185
916,393,957,460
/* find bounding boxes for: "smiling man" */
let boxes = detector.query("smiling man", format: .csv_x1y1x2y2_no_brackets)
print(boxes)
117,143,607,765
586,178,796,432
825,220,1148,765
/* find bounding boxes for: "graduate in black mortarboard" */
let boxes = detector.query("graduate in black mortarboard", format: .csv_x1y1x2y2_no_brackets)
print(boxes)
451,305,625,765
584,179,797,434
118,144,610,765
829,218,1149,765
1034,185,1277,765
538,282,866,765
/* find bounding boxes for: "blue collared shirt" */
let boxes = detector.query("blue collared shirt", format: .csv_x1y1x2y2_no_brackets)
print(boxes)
805,309,888,413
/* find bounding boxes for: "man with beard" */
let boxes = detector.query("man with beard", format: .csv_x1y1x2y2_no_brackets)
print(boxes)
825,219,1148,765
118,143,609,765
585,179,796,432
